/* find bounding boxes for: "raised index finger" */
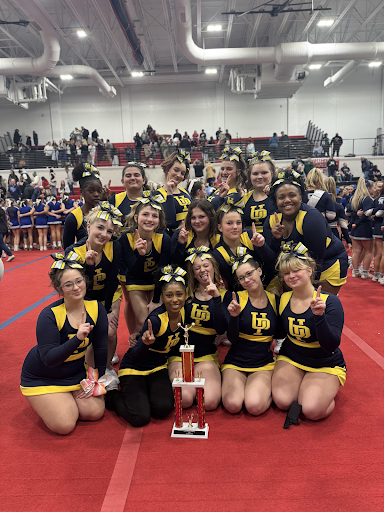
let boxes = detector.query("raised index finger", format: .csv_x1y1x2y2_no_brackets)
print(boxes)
252,222,256,236
147,318,153,335
86,239,90,250
81,311,85,324
316,285,322,298
108,180,111,187
135,229,140,239
274,212,280,224
181,220,185,230
232,291,236,302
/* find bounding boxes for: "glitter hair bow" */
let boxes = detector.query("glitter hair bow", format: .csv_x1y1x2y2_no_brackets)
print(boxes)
185,246,212,264
247,150,271,165
97,201,123,226
80,367,115,396
81,163,101,180
160,265,187,285
230,248,253,273
176,148,191,164
126,161,147,171
272,169,301,188
220,146,242,162
50,251,84,270
220,195,245,215
281,241,308,259
137,189,166,211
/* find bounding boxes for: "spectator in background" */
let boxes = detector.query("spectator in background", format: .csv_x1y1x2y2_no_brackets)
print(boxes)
291,155,302,171
327,155,338,178
65,167,75,195
200,129,207,142
216,128,222,141
82,126,89,142
218,130,226,150
92,129,99,141
33,131,38,150
246,137,255,157
13,129,21,145
105,139,113,164
180,135,191,152
280,131,290,158
51,143,58,168
49,168,57,196
191,130,199,148
173,129,182,141
205,161,216,187
88,142,96,165
134,133,143,161
193,159,204,179
9,179,21,201
331,133,343,157
183,131,190,140
322,133,330,157
312,142,322,157
26,135,31,148
8,169,17,185
225,129,232,141
269,132,279,156
372,165,382,181
0,176,7,197
141,129,149,144
125,144,133,161
340,162,352,181
303,157,314,177
31,171,40,188
147,124,153,137
97,139,106,161
361,156,372,179
207,137,216,162
200,139,208,162
160,137,168,159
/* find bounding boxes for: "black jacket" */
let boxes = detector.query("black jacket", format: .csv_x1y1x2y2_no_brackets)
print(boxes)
0,207,8,234
331,136,343,147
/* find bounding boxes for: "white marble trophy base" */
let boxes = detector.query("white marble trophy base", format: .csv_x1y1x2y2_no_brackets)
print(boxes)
171,422,209,439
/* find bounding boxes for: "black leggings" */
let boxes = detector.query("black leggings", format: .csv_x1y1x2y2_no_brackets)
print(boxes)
105,369,174,428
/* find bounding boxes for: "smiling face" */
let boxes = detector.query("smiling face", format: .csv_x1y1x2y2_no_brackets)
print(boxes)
220,160,238,188
218,211,242,241
87,217,114,248
250,163,273,191
135,205,160,233
190,207,210,235
166,161,187,185
235,262,262,292
283,265,312,289
59,268,86,300
82,179,102,207
275,184,301,219
122,166,145,193
192,257,214,286
161,282,186,314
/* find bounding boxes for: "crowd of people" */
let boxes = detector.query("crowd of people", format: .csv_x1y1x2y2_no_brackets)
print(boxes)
15,144,377,436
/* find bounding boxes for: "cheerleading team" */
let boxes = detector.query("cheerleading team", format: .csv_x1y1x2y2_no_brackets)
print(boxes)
323,177,352,250
33,198,49,251
18,199,35,251
168,248,228,410
372,182,384,282
20,253,108,435
105,266,188,427
7,199,20,251
304,168,336,221
47,195,64,249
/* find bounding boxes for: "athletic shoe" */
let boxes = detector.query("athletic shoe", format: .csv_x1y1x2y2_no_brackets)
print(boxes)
274,338,285,354
111,352,119,365
352,269,360,278
372,273,381,282
360,271,373,279
379,277,384,285
6,255,15,262
348,256,352,269
104,367,120,390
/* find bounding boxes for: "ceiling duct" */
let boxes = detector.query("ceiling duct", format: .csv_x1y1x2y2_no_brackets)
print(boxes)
109,0,144,66
46,66,116,98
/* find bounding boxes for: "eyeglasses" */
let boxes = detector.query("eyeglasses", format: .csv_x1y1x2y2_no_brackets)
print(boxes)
61,277,85,291
237,269,256,283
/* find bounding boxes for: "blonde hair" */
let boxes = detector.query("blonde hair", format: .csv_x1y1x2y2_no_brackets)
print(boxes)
125,201,166,232
306,168,326,190
324,177,337,201
85,205,121,239
186,256,221,297
351,177,370,212
276,251,317,284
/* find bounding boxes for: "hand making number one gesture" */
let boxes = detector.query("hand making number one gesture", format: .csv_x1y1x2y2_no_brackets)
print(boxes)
77,311,94,341
135,229,148,256
250,222,265,247
310,286,326,316
178,221,189,244
85,239,98,266
218,176,230,198
227,291,241,317
204,274,220,298
271,212,285,239
142,319,156,345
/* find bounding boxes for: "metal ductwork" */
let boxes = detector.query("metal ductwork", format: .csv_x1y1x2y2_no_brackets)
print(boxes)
324,60,362,88
46,66,116,98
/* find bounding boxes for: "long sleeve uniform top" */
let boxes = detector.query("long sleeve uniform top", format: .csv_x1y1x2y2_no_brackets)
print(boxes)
170,229,221,267
156,187,192,230
305,189,336,221
242,190,276,232
63,206,87,249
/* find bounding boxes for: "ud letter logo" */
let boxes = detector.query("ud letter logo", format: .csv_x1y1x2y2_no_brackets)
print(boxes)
288,317,311,340
251,312,270,335
190,304,210,326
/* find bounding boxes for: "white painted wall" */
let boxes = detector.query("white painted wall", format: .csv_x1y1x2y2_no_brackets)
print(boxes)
0,65,381,157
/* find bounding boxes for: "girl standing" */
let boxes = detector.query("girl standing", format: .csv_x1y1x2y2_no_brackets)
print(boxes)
7,199,20,251
18,199,35,251
47,195,64,249
33,198,49,251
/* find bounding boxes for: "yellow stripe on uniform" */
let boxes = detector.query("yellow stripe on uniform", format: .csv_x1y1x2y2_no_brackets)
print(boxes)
118,364,167,377
287,334,321,348
168,351,220,367
239,333,273,343
126,283,155,292
20,384,82,396
221,361,275,372
276,355,346,386
320,259,346,287
72,207,84,231
114,191,128,209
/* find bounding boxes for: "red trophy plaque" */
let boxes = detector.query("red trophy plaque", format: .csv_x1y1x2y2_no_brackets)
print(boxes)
171,322,209,439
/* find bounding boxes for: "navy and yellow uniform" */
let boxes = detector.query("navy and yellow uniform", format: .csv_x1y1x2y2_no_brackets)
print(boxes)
305,189,336,221
372,194,384,238
350,197,374,240
119,230,171,291
156,187,192,230
168,290,228,364
63,206,87,249
277,290,346,385
329,202,351,244
119,305,185,376
108,191,138,216
242,190,275,232
20,299,108,396
211,231,276,291
264,203,348,287
222,290,280,372
208,187,242,211
66,237,121,312
170,229,221,267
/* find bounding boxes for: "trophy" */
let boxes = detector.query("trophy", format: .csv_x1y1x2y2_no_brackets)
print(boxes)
171,322,209,439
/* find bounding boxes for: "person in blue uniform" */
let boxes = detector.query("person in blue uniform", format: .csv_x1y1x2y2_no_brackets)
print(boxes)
168,247,228,410
372,183,384,281
108,162,147,216
221,256,281,415
46,195,64,249
157,149,192,231
171,199,221,266
349,177,374,279
20,253,108,435
18,199,35,251
264,169,348,295
119,191,171,334
208,146,247,210
63,163,104,249
7,199,20,251
65,202,123,374
324,177,352,250
105,266,187,427
242,151,276,232
272,242,346,421
304,168,336,222
212,198,276,291
33,197,49,251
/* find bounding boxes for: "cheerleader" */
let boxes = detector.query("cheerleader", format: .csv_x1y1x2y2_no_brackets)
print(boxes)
47,195,64,249
222,256,281,415
272,243,346,421
349,177,374,279
211,198,276,291
324,177,352,249
65,202,123,374
264,169,348,295
208,146,247,210
7,199,20,251
168,247,228,410
242,151,276,233
108,161,147,216
304,168,336,221
157,149,192,231
171,199,220,267
119,191,171,333
18,199,35,250
106,266,187,428
20,253,108,435
33,198,49,251
372,182,384,282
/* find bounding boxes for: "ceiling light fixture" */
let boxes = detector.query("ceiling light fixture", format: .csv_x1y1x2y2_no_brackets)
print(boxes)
205,68,218,74
131,71,144,77
77,30,87,38
309,64,322,70
368,61,382,67
60,75,73,80
317,19,334,27
207,24,222,31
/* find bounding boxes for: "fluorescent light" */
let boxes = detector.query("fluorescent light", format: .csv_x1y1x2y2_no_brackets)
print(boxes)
309,64,322,70
317,19,334,27
205,68,217,74
60,75,73,80
131,72,144,77
207,24,222,32
369,61,382,67
77,30,87,38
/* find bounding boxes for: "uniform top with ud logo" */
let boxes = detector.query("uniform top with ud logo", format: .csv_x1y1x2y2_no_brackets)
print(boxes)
119,229,171,291
65,237,121,312
241,190,276,233
20,299,108,396
156,187,192,231
278,289,346,385
222,290,283,371
207,187,242,211
118,305,185,375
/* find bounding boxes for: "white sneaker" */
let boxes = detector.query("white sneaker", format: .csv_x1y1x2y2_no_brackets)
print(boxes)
274,338,285,354
380,277,384,285
348,256,352,269
372,273,381,282
360,271,373,279
104,367,120,390
111,352,119,365
352,269,361,278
